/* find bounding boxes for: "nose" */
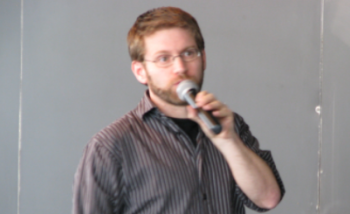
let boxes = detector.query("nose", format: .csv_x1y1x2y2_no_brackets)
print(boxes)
172,56,187,74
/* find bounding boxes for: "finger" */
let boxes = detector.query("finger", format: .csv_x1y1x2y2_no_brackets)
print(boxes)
202,100,224,111
195,91,216,107
211,107,232,118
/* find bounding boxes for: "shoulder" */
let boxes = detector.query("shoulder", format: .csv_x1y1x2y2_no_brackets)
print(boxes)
233,112,249,132
233,112,260,151
87,110,141,157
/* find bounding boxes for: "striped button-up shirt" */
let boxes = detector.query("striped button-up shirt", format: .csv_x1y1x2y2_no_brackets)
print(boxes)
73,91,285,214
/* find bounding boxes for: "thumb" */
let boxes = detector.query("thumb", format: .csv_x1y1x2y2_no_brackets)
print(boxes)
186,105,199,122
186,106,216,138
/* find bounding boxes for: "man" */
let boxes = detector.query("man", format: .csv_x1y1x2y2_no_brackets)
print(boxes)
73,7,284,214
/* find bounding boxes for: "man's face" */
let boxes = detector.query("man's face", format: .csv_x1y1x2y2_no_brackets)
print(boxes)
141,27,206,106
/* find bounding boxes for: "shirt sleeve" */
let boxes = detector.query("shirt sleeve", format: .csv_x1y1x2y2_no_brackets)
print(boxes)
233,113,285,212
72,137,125,214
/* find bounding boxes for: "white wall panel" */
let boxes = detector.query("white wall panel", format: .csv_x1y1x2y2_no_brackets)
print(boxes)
2,0,350,213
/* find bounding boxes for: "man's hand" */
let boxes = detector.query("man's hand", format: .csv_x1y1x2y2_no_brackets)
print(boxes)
186,91,281,210
186,91,235,142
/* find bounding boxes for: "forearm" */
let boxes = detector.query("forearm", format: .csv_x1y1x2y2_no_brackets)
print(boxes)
214,134,281,209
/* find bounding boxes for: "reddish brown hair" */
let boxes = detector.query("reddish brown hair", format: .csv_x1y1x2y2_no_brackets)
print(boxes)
127,7,205,61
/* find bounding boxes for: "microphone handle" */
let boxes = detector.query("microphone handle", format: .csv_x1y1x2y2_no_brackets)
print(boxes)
184,92,222,134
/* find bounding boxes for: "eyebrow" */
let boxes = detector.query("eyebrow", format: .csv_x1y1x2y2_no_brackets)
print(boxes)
151,46,197,57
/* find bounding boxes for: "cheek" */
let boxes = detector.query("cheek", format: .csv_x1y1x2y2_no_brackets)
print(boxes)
152,73,165,83
148,71,171,87
188,63,204,77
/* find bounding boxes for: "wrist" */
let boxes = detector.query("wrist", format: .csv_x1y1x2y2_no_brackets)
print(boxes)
212,138,231,148
212,132,243,152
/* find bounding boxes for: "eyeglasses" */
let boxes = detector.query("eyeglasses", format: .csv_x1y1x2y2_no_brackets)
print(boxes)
143,48,201,68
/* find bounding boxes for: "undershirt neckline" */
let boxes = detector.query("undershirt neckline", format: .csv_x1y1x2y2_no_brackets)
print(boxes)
169,117,199,147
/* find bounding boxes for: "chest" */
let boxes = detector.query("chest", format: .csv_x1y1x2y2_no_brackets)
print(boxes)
121,124,234,206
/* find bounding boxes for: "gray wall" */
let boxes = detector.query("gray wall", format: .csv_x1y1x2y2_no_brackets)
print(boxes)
1,0,349,214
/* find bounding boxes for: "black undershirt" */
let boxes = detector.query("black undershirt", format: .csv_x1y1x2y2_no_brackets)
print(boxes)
170,118,199,147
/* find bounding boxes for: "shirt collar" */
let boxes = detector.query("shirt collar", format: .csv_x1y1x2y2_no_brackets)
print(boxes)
133,90,206,137
134,90,158,120
133,90,181,132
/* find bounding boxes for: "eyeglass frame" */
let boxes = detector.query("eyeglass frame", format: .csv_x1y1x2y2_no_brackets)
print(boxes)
143,48,202,68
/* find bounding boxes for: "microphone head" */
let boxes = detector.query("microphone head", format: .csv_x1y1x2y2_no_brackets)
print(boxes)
176,80,199,101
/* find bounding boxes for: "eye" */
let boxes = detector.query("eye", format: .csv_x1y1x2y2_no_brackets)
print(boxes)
183,49,195,57
182,49,199,58
156,55,171,63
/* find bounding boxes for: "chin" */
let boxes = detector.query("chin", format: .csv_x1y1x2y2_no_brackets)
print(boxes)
172,100,188,106
166,95,188,106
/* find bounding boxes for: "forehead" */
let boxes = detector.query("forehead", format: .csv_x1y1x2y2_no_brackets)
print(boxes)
143,28,196,56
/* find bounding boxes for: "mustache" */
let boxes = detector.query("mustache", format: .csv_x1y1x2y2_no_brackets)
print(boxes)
173,75,196,85
173,76,203,91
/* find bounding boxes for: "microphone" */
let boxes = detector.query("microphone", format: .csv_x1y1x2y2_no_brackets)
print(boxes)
176,80,222,134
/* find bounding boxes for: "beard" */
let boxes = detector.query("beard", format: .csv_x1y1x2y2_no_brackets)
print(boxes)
146,72,204,106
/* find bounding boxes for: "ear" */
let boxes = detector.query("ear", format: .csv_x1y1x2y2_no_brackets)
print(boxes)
131,60,148,85
201,49,207,70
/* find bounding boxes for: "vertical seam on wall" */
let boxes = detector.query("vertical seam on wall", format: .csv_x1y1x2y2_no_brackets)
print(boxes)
18,0,24,214
317,0,325,213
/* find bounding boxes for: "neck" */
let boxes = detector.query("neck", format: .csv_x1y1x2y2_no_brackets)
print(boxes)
149,92,188,118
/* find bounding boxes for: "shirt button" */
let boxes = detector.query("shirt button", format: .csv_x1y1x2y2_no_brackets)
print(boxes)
202,193,207,201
